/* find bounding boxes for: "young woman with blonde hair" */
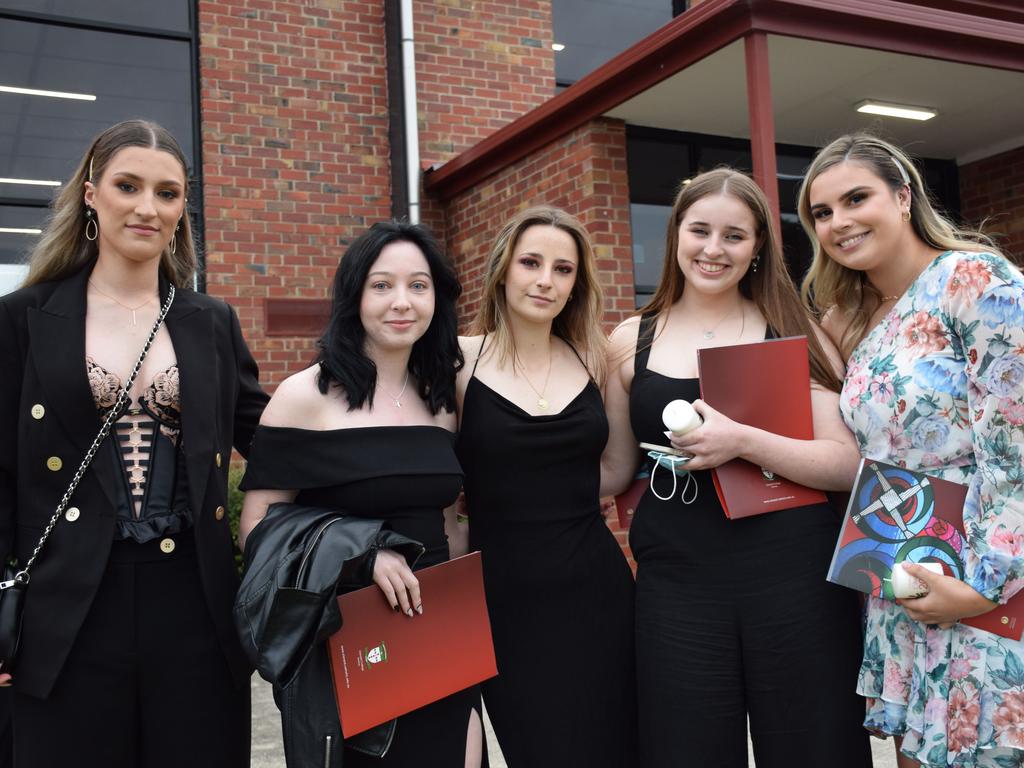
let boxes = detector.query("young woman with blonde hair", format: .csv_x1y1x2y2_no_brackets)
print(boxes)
800,132,1024,768
0,120,267,766
602,168,870,767
456,206,638,766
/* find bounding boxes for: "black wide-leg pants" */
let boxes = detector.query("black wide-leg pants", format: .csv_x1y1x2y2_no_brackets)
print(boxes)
13,534,249,768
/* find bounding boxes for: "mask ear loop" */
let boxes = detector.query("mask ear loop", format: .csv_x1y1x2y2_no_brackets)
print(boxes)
648,453,699,504
649,453,678,502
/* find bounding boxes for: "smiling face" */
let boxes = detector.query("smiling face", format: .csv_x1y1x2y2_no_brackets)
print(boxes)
807,161,910,273
502,224,579,326
359,240,435,357
83,145,187,267
675,193,758,296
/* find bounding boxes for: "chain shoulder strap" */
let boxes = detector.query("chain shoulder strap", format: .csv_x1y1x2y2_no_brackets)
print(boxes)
14,285,176,584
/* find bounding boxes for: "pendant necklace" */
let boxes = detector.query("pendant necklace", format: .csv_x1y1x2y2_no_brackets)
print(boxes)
89,280,154,327
516,348,553,411
701,304,740,340
379,372,410,408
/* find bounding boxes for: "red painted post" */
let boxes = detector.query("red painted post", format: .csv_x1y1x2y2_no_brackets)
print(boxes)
744,31,782,237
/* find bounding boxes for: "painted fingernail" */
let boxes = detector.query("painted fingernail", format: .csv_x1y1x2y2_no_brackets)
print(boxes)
415,604,423,615
406,608,414,617
393,604,401,613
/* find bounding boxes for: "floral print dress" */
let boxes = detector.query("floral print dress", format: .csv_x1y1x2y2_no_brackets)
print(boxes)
842,250,1024,767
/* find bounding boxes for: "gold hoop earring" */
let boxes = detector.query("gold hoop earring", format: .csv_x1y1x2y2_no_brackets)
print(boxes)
902,210,912,223
169,221,181,256
84,207,98,241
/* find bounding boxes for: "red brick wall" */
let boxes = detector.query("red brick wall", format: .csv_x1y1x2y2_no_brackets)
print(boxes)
415,0,555,170
198,0,393,389
960,145,1024,265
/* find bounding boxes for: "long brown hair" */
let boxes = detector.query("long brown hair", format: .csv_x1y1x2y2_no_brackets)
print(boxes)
24,120,197,289
470,206,607,383
798,133,996,359
641,167,843,392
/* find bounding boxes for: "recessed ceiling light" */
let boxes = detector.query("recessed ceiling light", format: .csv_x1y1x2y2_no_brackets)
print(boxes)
856,100,937,121
0,227,42,235
0,84,96,101
552,43,565,52
0,178,62,187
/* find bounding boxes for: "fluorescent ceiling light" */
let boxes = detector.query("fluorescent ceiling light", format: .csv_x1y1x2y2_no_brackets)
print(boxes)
0,84,96,101
0,227,42,235
0,178,62,187
856,100,937,121
551,43,565,51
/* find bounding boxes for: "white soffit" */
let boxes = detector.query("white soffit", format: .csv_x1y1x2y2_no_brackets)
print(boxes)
605,35,1024,165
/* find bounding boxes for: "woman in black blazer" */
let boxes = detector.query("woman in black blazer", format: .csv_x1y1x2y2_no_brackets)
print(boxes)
0,120,267,767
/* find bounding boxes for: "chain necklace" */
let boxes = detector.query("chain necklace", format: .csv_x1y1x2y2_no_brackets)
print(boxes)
89,280,155,327
700,303,742,340
515,349,553,410
378,372,410,408
880,294,901,302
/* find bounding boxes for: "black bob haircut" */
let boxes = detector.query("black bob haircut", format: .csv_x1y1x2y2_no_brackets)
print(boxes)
315,221,464,413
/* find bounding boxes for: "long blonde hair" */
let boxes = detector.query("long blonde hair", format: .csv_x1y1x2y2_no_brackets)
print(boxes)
24,120,197,289
470,206,607,383
640,168,843,392
798,133,996,358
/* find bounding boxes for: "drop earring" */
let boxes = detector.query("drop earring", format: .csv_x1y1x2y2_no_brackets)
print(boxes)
751,255,760,273
84,206,98,241
169,221,181,256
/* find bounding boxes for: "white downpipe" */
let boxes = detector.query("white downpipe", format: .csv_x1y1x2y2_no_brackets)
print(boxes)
400,0,421,224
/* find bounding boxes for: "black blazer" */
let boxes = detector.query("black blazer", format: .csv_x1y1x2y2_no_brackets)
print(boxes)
0,262,269,698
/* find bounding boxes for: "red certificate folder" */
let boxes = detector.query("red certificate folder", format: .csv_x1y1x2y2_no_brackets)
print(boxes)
828,458,1024,640
326,551,498,737
697,336,827,519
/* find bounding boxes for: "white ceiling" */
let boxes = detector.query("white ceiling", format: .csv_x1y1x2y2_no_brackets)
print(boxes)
605,36,1024,165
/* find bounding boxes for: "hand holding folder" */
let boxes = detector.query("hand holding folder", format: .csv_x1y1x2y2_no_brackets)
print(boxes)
327,552,498,737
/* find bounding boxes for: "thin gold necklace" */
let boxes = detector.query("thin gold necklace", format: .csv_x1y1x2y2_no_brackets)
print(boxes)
88,280,155,327
378,372,410,408
516,349,553,410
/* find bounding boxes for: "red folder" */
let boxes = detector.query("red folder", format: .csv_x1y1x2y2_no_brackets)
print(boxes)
697,336,828,519
828,458,1024,640
326,551,498,737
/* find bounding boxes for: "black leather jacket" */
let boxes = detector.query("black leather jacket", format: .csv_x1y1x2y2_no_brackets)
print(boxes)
235,502,423,767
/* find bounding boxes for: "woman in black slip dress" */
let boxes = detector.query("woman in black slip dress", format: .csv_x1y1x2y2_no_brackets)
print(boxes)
601,169,871,768
238,222,484,767
455,207,638,767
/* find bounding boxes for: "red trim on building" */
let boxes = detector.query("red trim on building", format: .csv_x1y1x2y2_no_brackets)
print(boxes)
425,0,1024,202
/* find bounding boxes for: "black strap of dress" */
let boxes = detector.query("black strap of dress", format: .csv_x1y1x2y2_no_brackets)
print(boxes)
470,332,591,379
634,314,657,377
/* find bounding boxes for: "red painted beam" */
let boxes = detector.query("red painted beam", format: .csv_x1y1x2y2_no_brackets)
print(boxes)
744,32,781,236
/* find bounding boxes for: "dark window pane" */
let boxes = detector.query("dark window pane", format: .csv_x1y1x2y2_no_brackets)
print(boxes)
553,0,672,85
631,203,671,299
0,19,195,204
627,134,692,206
0,0,190,34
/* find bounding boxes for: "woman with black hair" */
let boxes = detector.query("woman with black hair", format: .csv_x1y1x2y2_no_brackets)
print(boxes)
238,222,483,767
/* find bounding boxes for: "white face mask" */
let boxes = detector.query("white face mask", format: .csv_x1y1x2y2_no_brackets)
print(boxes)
647,450,697,504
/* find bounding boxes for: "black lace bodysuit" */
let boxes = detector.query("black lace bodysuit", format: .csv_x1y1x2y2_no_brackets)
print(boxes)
87,357,191,542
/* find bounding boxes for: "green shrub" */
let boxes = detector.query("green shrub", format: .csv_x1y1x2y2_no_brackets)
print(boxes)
228,465,245,573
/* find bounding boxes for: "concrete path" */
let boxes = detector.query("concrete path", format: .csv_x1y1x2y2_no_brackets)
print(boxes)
251,675,899,767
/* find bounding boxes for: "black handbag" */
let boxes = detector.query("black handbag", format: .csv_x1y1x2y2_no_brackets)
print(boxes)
0,285,175,675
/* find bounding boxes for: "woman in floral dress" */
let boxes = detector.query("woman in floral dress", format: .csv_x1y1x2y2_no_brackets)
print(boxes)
799,132,1024,768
